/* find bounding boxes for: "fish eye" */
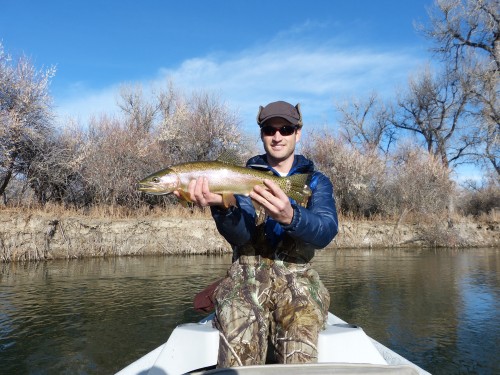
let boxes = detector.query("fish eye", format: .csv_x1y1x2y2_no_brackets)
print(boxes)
152,177,160,183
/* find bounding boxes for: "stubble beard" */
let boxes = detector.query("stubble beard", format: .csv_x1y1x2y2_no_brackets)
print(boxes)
265,142,295,166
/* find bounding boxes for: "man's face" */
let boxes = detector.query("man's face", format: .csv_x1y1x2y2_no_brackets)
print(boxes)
260,117,301,165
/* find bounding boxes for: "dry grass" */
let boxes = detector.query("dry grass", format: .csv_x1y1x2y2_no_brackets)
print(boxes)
3,202,492,224
0,202,213,220
2,194,498,226
474,209,499,223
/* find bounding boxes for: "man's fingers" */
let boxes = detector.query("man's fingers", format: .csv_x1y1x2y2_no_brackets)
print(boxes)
202,177,210,196
251,185,275,206
193,177,206,204
250,179,294,225
254,180,286,206
263,179,288,199
187,178,197,199
252,184,284,211
176,177,224,207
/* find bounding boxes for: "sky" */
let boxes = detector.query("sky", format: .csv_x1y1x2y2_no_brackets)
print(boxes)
0,0,481,179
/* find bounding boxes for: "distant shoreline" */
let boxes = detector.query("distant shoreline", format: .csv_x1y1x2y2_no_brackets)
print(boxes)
0,209,498,262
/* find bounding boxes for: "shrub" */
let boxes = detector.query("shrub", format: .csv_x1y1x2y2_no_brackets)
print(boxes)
302,131,385,217
457,175,500,217
377,143,454,219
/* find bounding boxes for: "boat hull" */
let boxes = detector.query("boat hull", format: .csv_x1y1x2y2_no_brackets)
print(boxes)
116,312,430,375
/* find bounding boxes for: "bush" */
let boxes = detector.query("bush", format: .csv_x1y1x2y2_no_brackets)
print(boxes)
302,131,385,217
457,176,500,217
52,85,246,209
303,133,455,220
377,143,454,219
0,43,56,200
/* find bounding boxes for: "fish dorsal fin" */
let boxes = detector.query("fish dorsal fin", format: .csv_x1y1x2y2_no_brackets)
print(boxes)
216,149,244,165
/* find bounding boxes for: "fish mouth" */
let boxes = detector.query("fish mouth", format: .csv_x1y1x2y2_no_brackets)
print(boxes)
136,182,151,191
136,183,168,195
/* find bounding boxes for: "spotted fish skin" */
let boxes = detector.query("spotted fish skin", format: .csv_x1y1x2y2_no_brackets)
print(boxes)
137,160,312,207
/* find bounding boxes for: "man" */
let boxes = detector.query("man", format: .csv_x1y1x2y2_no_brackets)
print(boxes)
180,101,338,367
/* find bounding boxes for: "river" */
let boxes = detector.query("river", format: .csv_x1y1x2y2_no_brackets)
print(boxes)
0,248,498,375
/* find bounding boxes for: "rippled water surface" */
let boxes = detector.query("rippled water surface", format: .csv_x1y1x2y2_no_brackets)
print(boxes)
1,248,498,374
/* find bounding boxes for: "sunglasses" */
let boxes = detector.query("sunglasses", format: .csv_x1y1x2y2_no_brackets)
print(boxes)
260,125,298,136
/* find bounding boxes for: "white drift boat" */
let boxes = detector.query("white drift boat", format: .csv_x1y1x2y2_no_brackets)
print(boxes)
116,312,431,375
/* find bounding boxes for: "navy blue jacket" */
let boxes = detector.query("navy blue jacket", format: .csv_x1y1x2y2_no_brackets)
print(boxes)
211,154,338,263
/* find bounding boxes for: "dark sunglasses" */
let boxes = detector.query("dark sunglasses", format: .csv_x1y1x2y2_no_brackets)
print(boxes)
260,125,298,136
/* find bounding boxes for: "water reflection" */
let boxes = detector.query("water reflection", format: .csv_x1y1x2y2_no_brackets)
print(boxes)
0,248,498,375
314,248,499,375
1,257,229,374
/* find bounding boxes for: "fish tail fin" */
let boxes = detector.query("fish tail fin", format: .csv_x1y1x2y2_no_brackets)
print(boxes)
286,173,313,207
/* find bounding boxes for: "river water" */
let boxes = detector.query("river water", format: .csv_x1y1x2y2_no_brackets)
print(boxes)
0,248,498,375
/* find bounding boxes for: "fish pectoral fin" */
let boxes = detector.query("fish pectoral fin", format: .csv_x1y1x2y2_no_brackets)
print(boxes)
251,200,268,226
176,190,192,207
178,199,189,208
221,193,237,208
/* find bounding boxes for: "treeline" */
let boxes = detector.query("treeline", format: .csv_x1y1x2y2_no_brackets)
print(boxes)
0,0,498,220
0,62,247,209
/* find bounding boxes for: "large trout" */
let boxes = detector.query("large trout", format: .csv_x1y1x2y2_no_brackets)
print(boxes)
137,158,312,208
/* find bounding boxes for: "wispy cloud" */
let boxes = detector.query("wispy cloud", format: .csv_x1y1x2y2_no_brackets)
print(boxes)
54,32,427,135
55,83,121,123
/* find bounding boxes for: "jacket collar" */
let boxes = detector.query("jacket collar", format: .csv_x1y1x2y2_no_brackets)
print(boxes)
246,154,315,176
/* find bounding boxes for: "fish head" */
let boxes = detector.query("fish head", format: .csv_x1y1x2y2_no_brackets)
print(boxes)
137,168,180,195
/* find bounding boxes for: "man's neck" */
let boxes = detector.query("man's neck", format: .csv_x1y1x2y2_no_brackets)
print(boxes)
267,155,295,175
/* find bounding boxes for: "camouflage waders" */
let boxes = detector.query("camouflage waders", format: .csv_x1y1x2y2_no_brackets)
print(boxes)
213,253,330,367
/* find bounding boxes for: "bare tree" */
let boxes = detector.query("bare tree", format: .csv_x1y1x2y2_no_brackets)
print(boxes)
421,0,499,71
118,84,159,133
155,86,242,163
337,93,395,155
70,84,244,208
75,115,161,206
419,0,499,174
389,65,472,168
0,43,56,198
187,91,241,160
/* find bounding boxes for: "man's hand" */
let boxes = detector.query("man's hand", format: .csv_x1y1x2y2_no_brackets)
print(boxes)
249,179,294,225
173,177,223,207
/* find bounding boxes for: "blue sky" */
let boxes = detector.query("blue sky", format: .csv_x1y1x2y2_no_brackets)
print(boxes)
3,0,480,179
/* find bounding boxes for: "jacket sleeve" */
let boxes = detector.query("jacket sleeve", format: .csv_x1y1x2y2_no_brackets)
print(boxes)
282,172,338,248
210,195,255,246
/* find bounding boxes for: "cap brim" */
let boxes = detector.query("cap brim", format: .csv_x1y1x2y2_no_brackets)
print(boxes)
260,114,299,126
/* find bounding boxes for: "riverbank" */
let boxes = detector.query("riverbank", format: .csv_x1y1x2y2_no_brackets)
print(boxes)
0,208,498,262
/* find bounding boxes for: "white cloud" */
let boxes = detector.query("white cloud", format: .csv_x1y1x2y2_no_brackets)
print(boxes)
55,84,121,124
54,38,426,136
162,44,425,134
